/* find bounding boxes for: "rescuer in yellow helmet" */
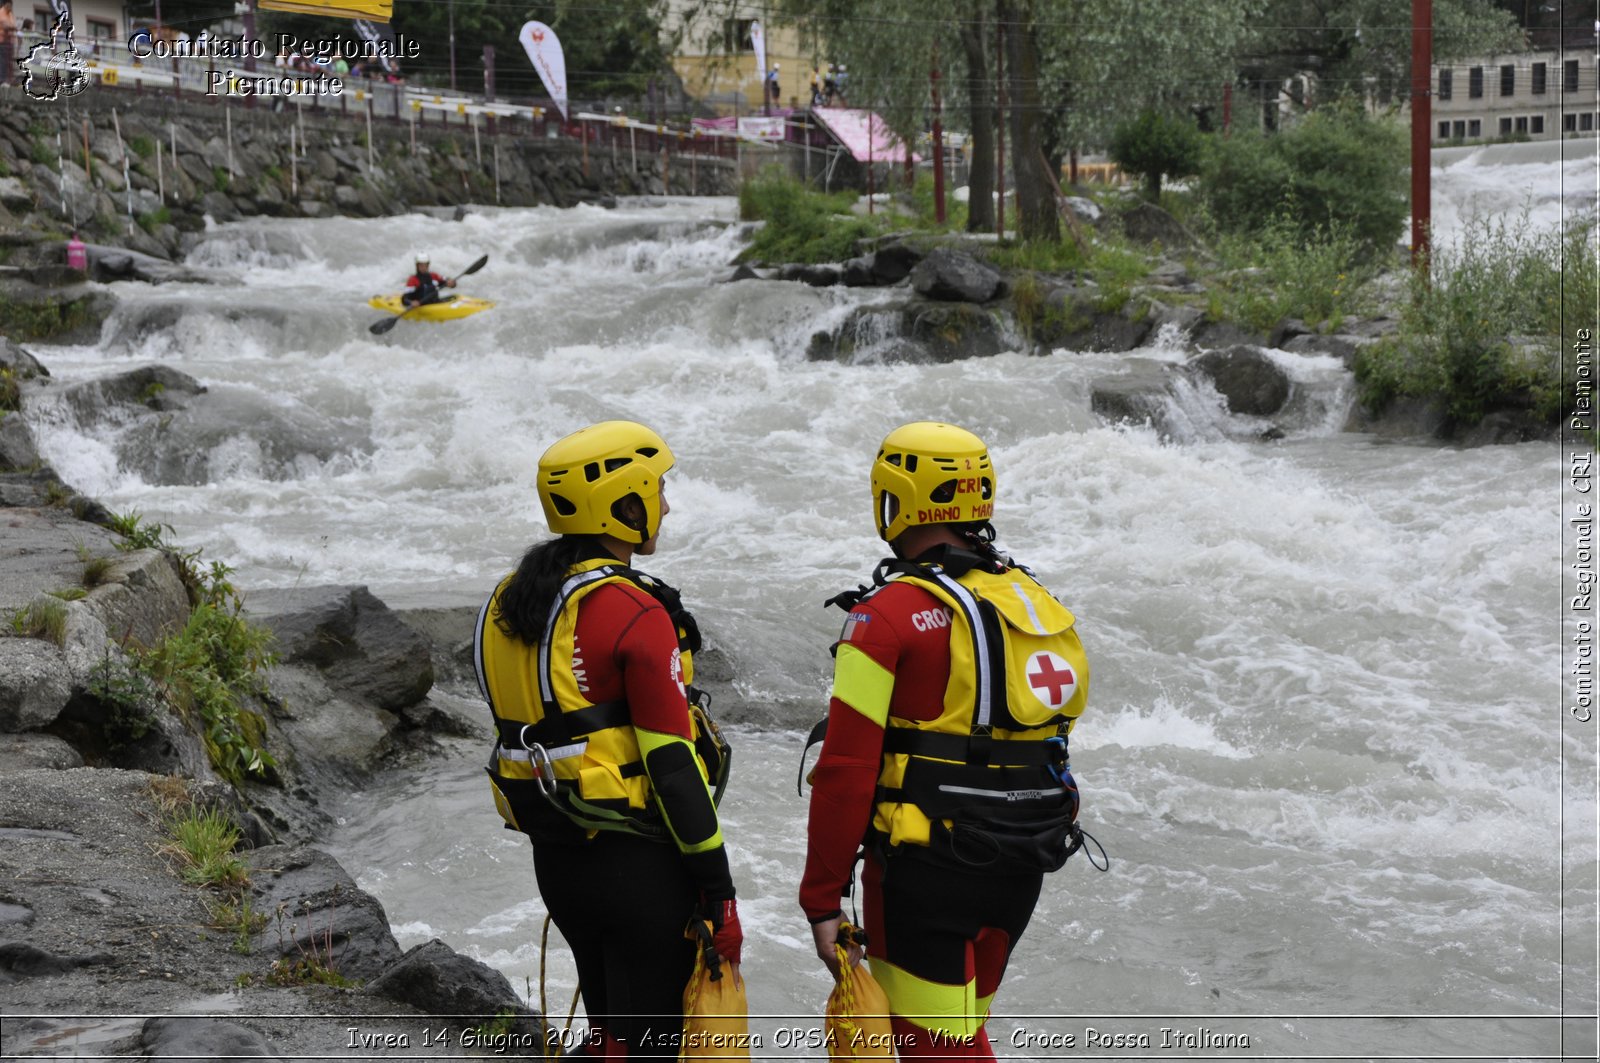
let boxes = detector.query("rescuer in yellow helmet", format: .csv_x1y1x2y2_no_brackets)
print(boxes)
800,421,1092,1059
474,420,740,1059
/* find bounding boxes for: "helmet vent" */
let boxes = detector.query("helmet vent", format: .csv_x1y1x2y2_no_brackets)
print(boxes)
982,477,994,499
636,446,659,458
885,453,903,468
904,455,918,473
604,457,632,473
549,493,577,517
583,462,601,482
930,479,958,503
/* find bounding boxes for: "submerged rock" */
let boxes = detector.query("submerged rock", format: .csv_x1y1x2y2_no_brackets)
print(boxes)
1188,345,1291,417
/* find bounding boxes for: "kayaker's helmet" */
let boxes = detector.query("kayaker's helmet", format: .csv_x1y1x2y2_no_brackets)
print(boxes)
871,421,996,543
413,250,429,268
538,421,675,544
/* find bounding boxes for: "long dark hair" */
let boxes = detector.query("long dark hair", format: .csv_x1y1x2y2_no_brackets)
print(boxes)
493,535,604,644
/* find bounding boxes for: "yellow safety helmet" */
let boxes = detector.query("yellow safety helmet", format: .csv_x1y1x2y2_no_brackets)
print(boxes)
537,420,675,544
871,421,996,542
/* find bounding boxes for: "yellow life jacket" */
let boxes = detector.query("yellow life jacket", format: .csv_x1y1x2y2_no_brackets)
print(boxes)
474,557,730,843
868,554,1089,872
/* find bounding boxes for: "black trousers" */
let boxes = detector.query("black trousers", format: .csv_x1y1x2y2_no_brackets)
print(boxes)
533,832,699,1058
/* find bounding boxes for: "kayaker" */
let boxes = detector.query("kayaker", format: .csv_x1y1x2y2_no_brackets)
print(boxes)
401,251,455,307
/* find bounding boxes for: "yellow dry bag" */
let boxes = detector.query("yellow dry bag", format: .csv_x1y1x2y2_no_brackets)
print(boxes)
825,924,894,1061
679,922,751,1062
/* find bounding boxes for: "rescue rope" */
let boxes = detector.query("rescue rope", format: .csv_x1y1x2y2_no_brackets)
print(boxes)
539,913,584,1060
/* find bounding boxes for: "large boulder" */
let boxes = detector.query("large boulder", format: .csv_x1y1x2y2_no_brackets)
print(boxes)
1118,200,1201,251
0,414,40,472
0,336,49,380
1188,345,1291,416
1090,360,1180,434
244,585,433,713
366,939,535,1026
247,844,403,983
910,248,1002,303
51,367,371,487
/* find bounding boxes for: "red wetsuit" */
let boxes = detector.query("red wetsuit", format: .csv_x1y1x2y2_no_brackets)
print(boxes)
801,575,1046,1061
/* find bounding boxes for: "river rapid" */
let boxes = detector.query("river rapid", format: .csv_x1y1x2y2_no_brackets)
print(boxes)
23,143,1593,1061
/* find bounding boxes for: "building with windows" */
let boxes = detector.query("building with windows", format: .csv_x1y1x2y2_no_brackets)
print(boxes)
1432,48,1598,142
661,2,817,114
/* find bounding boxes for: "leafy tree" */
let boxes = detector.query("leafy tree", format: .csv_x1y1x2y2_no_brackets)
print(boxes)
1109,108,1203,200
1198,102,1407,257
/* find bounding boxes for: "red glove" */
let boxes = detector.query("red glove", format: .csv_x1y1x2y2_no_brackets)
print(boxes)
706,897,742,966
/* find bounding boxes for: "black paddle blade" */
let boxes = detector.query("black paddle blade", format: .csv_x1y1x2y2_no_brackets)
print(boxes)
369,314,402,335
456,254,489,279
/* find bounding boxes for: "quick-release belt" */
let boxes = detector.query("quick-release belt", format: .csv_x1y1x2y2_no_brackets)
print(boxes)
494,698,647,779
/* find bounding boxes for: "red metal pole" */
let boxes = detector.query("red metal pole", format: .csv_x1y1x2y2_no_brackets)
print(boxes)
1410,0,1432,266
995,0,1005,238
931,46,945,224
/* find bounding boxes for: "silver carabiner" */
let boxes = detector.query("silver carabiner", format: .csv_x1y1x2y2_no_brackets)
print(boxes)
527,740,557,797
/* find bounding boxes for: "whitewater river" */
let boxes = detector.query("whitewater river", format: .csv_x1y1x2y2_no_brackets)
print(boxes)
23,143,1594,1061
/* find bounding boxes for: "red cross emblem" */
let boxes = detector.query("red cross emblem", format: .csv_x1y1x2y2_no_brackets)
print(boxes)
1026,651,1076,709
531,28,545,43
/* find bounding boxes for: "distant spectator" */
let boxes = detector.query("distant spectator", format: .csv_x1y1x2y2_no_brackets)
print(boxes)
333,56,349,77
765,62,780,106
810,65,823,107
66,231,87,272
0,1,15,88
823,63,838,105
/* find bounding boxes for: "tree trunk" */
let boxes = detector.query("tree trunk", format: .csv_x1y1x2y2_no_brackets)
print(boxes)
958,6,994,233
1003,0,1058,242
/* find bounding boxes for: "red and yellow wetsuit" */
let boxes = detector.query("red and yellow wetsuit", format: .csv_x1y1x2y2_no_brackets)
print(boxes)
801,546,1087,1059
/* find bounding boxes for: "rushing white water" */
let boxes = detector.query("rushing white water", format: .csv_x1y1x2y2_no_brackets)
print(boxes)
22,148,1592,1060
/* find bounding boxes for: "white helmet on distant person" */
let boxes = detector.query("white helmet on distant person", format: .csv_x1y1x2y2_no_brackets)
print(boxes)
413,250,430,266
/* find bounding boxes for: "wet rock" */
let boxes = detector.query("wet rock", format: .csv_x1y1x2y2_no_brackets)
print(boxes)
140,1017,282,1063
57,364,206,420
0,942,114,981
199,191,241,223
0,640,72,732
725,263,760,282
248,844,403,982
870,241,923,283
257,667,402,780
1091,361,1178,431
1142,298,1206,339
85,245,205,285
911,248,1002,303
839,256,876,286
778,263,839,287
904,302,1008,362
1,337,49,384
0,414,40,472
1189,345,1291,416
366,938,535,1026
246,585,433,713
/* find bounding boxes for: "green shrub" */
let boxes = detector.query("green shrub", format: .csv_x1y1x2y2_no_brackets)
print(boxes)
1110,108,1203,200
86,654,160,748
0,368,18,414
128,134,156,159
136,206,171,234
107,510,175,551
737,168,879,264
1198,103,1406,259
1355,215,1592,425
1210,216,1374,332
135,563,277,785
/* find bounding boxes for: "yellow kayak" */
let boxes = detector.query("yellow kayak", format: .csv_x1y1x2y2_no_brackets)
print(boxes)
367,294,496,321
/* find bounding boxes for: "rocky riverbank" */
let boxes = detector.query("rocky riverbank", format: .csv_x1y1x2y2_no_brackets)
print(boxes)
0,341,541,1057
737,197,1560,448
